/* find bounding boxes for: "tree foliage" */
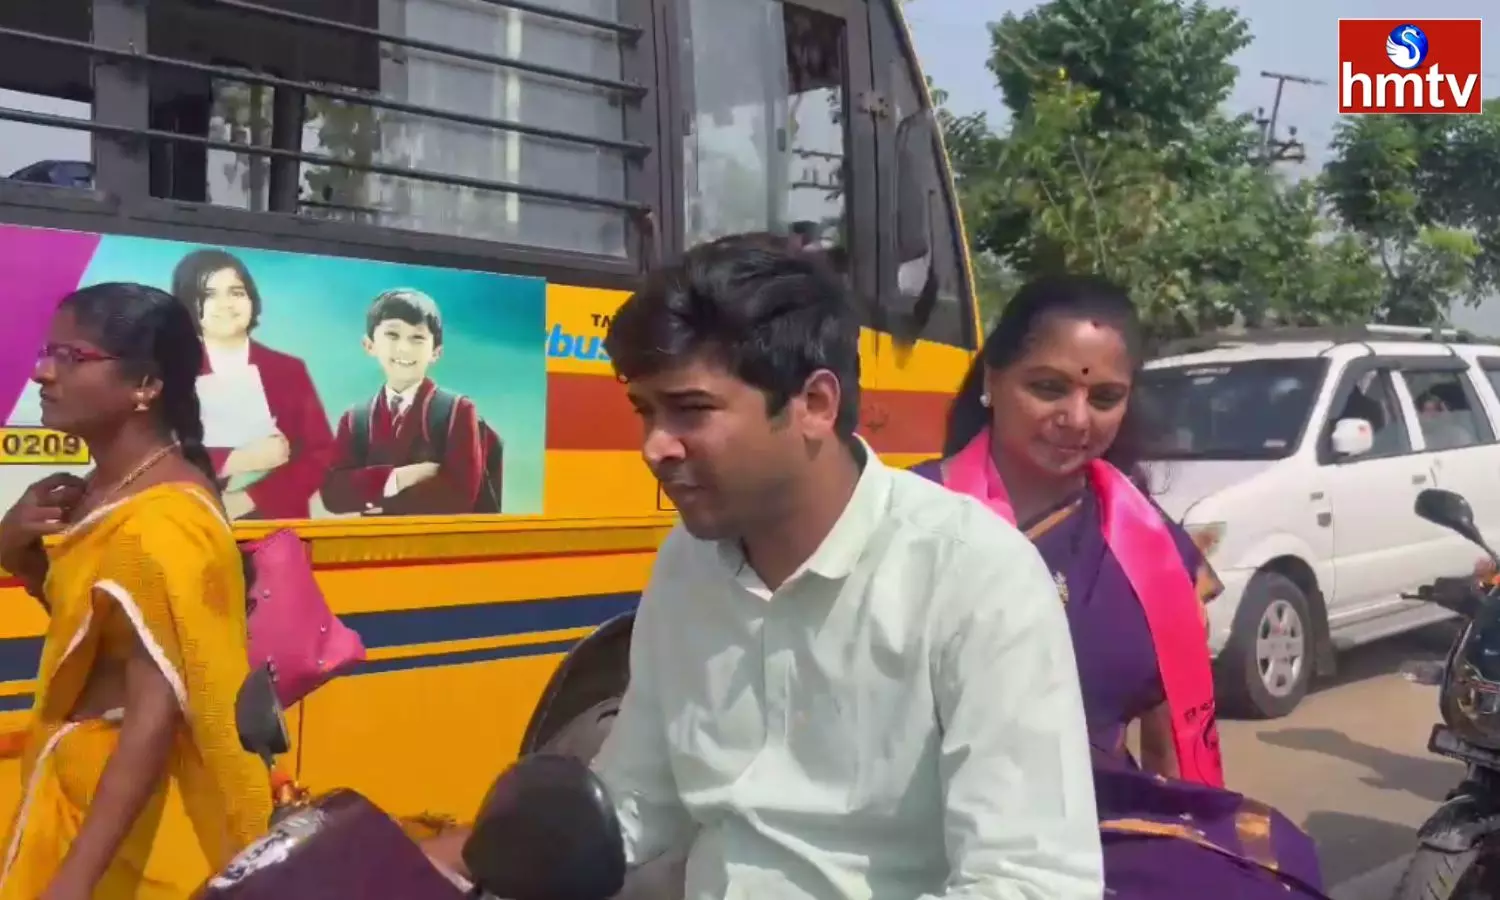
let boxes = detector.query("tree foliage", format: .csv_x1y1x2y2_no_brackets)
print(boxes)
1321,105,1498,322
988,0,1248,149
938,0,1394,339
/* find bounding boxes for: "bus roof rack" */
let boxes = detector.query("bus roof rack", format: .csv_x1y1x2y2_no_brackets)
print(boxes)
1157,324,1481,357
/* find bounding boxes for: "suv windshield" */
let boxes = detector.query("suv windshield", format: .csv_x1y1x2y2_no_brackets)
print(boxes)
1136,359,1327,461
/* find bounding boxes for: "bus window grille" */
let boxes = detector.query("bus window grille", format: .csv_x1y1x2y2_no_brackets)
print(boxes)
0,0,656,260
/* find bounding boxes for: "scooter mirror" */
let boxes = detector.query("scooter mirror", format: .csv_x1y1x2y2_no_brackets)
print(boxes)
461,754,626,900
236,664,290,767
1416,488,1484,548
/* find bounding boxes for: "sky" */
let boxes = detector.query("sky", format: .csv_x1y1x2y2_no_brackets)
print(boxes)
904,0,1497,175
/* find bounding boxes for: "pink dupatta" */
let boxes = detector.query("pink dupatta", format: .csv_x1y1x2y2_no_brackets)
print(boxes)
941,429,1224,788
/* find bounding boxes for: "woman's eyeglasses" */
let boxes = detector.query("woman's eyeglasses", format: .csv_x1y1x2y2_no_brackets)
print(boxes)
36,343,118,368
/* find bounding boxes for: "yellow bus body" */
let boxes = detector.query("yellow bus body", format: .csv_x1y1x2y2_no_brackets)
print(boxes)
0,0,983,834
0,309,974,825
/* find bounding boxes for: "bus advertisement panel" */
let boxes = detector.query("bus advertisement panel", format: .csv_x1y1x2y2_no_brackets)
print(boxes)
0,222,547,520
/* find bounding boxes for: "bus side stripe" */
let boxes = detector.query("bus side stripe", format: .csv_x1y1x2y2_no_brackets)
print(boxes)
547,371,951,454
0,591,641,689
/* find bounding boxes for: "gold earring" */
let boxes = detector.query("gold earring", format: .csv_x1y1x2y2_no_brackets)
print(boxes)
134,396,149,412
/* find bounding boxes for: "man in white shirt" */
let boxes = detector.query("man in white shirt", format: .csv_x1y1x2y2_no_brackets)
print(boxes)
592,234,1103,900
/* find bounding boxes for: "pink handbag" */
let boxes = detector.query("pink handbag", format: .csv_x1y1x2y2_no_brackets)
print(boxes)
244,529,367,708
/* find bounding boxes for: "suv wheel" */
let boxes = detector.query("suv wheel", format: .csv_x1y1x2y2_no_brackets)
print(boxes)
1216,570,1313,719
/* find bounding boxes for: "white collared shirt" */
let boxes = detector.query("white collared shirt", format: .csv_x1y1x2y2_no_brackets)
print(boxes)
383,383,420,417
592,444,1103,900
204,339,251,371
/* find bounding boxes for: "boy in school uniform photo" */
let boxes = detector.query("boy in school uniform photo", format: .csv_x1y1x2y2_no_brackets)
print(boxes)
321,288,504,516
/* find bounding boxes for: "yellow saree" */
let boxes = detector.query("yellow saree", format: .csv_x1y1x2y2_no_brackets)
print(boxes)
0,483,272,898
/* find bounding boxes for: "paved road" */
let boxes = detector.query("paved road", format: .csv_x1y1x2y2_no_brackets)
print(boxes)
1217,622,1466,898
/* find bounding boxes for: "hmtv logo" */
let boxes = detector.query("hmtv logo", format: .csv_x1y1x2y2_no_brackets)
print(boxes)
1338,19,1483,114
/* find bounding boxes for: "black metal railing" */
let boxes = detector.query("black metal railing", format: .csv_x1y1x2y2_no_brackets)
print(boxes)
0,25,650,159
0,106,648,214
0,0,655,220
187,0,648,97
469,0,643,41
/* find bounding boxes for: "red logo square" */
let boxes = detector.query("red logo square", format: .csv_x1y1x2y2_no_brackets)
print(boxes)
1338,19,1483,114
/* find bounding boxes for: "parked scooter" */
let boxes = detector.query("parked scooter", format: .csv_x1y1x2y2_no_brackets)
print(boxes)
194,664,628,899
1392,488,1500,900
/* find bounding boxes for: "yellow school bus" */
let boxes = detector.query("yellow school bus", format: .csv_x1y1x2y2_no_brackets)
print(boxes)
0,0,979,825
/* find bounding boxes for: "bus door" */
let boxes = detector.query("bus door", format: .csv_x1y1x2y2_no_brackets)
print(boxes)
859,0,978,461
866,1,974,355
676,0,874,291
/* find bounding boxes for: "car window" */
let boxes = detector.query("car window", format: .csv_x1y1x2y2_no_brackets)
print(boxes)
1331,370,1410,459
1136,359,1324,461
1403,370,1493,450
58,162,94,188
7,162,51,183
1482,367,1500,408
1404,369,1488,450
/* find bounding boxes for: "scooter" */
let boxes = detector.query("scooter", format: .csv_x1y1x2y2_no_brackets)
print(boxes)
1392,488,1500,900
193,664,628,899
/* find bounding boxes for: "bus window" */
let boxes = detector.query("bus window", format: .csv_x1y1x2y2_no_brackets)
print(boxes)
0,1,94,190
875,2,973,348
679,0,849,270
136,0,652,258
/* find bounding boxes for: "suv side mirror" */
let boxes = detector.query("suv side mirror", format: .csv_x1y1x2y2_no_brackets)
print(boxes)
1330,418,1374,458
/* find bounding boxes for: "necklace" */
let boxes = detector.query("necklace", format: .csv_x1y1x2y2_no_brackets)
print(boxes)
81,441,180,513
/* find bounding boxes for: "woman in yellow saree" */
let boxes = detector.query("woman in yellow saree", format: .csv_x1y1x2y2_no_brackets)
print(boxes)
0,283,271,899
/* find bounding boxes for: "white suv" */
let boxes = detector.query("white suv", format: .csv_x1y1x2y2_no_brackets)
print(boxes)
1139,325,1500,718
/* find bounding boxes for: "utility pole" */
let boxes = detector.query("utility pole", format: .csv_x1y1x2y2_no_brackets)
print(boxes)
1255,70,1326,166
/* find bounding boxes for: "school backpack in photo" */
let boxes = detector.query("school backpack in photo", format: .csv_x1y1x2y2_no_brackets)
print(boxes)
349,386,504,513
243,529,367,708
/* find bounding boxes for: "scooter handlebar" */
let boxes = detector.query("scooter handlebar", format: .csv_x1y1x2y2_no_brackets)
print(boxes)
1406,576,1487,617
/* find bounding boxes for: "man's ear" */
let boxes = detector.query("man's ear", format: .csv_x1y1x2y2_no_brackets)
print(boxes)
798,369,843,440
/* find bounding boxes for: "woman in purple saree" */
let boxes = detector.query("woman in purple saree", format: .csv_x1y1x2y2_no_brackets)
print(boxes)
914,275,1327,899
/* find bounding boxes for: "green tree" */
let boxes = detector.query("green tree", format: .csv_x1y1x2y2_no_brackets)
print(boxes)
210,84,382,216
927,0,1392,338
960,73,1383,338
302,96,382,216
987,0,1250,149
1322,104,1497,322
210,82,271,210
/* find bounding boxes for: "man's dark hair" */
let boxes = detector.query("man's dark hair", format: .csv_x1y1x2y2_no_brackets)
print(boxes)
605,233,861,437
366,288,444,348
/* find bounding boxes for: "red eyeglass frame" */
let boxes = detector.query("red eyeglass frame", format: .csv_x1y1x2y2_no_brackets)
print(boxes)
36,343,120,366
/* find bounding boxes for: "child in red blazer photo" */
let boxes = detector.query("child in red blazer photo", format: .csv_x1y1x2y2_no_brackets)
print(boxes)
321,289,504,517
